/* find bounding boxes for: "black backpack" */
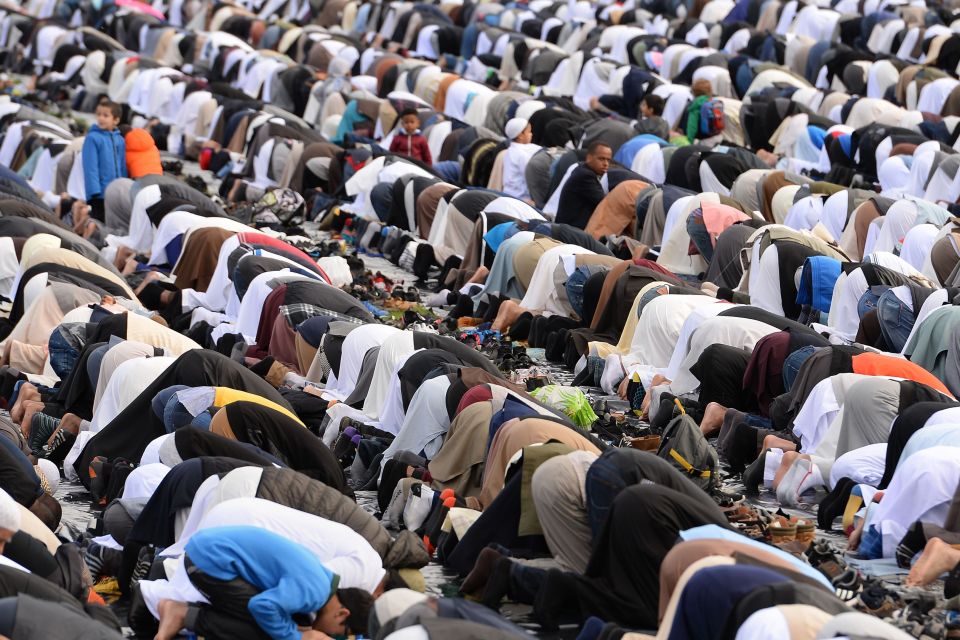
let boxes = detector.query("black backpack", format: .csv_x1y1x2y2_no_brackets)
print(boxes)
657,412,718,491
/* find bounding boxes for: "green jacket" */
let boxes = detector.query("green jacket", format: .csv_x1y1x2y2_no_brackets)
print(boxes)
685,95,710,141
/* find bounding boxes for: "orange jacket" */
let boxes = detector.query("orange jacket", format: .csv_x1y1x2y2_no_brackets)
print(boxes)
125,128,163,178
852,352,953,398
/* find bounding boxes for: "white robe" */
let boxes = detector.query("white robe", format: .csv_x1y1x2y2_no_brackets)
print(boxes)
361,331,416,420
323,324,400,401
629,295,721,369
867,446,960,558
380,375,452,467
668,316,778,396
159,496,385,592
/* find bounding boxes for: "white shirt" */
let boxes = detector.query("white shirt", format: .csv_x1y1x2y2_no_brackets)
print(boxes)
501,142,541,201
169,497,385,592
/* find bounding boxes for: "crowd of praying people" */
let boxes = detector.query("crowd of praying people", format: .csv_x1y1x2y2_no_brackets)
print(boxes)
4,0,960,637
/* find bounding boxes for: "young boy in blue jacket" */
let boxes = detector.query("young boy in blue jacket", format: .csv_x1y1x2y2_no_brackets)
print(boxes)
82,99,126,222
154,526,372,640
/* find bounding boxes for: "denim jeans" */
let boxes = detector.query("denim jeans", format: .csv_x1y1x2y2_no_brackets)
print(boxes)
86,343,113,391
876,289,916,353
686,210,714,262
509,563,546,604
433,161,461,184
857,285,892,320
858,524,883,560
47,329,81,380
782,345,817,392
370,182,394,223
163,396,214,432
152,385,189,425
164,400,195,433
744,414,772,430
565,266,592,319
584,456,627,539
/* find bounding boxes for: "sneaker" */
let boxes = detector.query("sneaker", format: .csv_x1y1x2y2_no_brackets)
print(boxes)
832,568,862,602
855,579,903,619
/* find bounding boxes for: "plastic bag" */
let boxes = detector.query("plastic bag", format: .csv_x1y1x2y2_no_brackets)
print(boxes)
530,385,599,428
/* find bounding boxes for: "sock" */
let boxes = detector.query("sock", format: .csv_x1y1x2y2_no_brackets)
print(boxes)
249,356,275,378
577,617,607,640
798,462,824,494
895,521,927,569
402,482,433,531
420,496,456,552
450,295,475,319
818,477,856,531
380,479,410,529
507,312,533,341
945,562,960,599
763,448,785,487
426,289,451,307
483,296,505,323
776,457,818,507
742,449,766,495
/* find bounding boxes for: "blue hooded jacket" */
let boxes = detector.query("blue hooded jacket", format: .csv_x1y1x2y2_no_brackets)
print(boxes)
82,124,127,200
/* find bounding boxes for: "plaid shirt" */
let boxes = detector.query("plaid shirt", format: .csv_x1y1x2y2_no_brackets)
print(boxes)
279,303,369,329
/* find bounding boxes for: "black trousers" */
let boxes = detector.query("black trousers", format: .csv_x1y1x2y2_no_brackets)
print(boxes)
184,557,272,640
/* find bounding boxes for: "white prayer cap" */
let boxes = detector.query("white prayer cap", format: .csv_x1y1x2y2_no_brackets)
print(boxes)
372,588,429,626
504,117,529,141
36,458,60,495
0,489,20,532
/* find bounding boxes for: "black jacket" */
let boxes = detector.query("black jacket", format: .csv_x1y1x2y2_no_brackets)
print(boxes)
555,164,606,229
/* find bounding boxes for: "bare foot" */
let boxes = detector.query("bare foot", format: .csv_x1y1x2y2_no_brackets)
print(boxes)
80,221,98,239
155,599,190,640
762,434,797,453
227,178,244,203
45,413,83,448
466,266,489,285
906,537,960,587
847,520,863,553
756,149,779,167
18,401,46,438
617,374,631,400
650,374,670,388
113,246,136,271
134,270,164,295
699,402,726,437
491,300,527,332
10,383,39,424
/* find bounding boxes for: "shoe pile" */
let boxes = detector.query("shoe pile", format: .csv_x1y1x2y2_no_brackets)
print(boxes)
381,478,473,556
488,341,533,373
722,506,816,550
805,541,864,603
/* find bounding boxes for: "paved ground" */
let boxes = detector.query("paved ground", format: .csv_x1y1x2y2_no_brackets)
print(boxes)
44,152,935,638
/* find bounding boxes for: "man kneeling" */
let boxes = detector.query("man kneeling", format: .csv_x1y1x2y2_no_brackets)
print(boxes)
153,526,369,640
